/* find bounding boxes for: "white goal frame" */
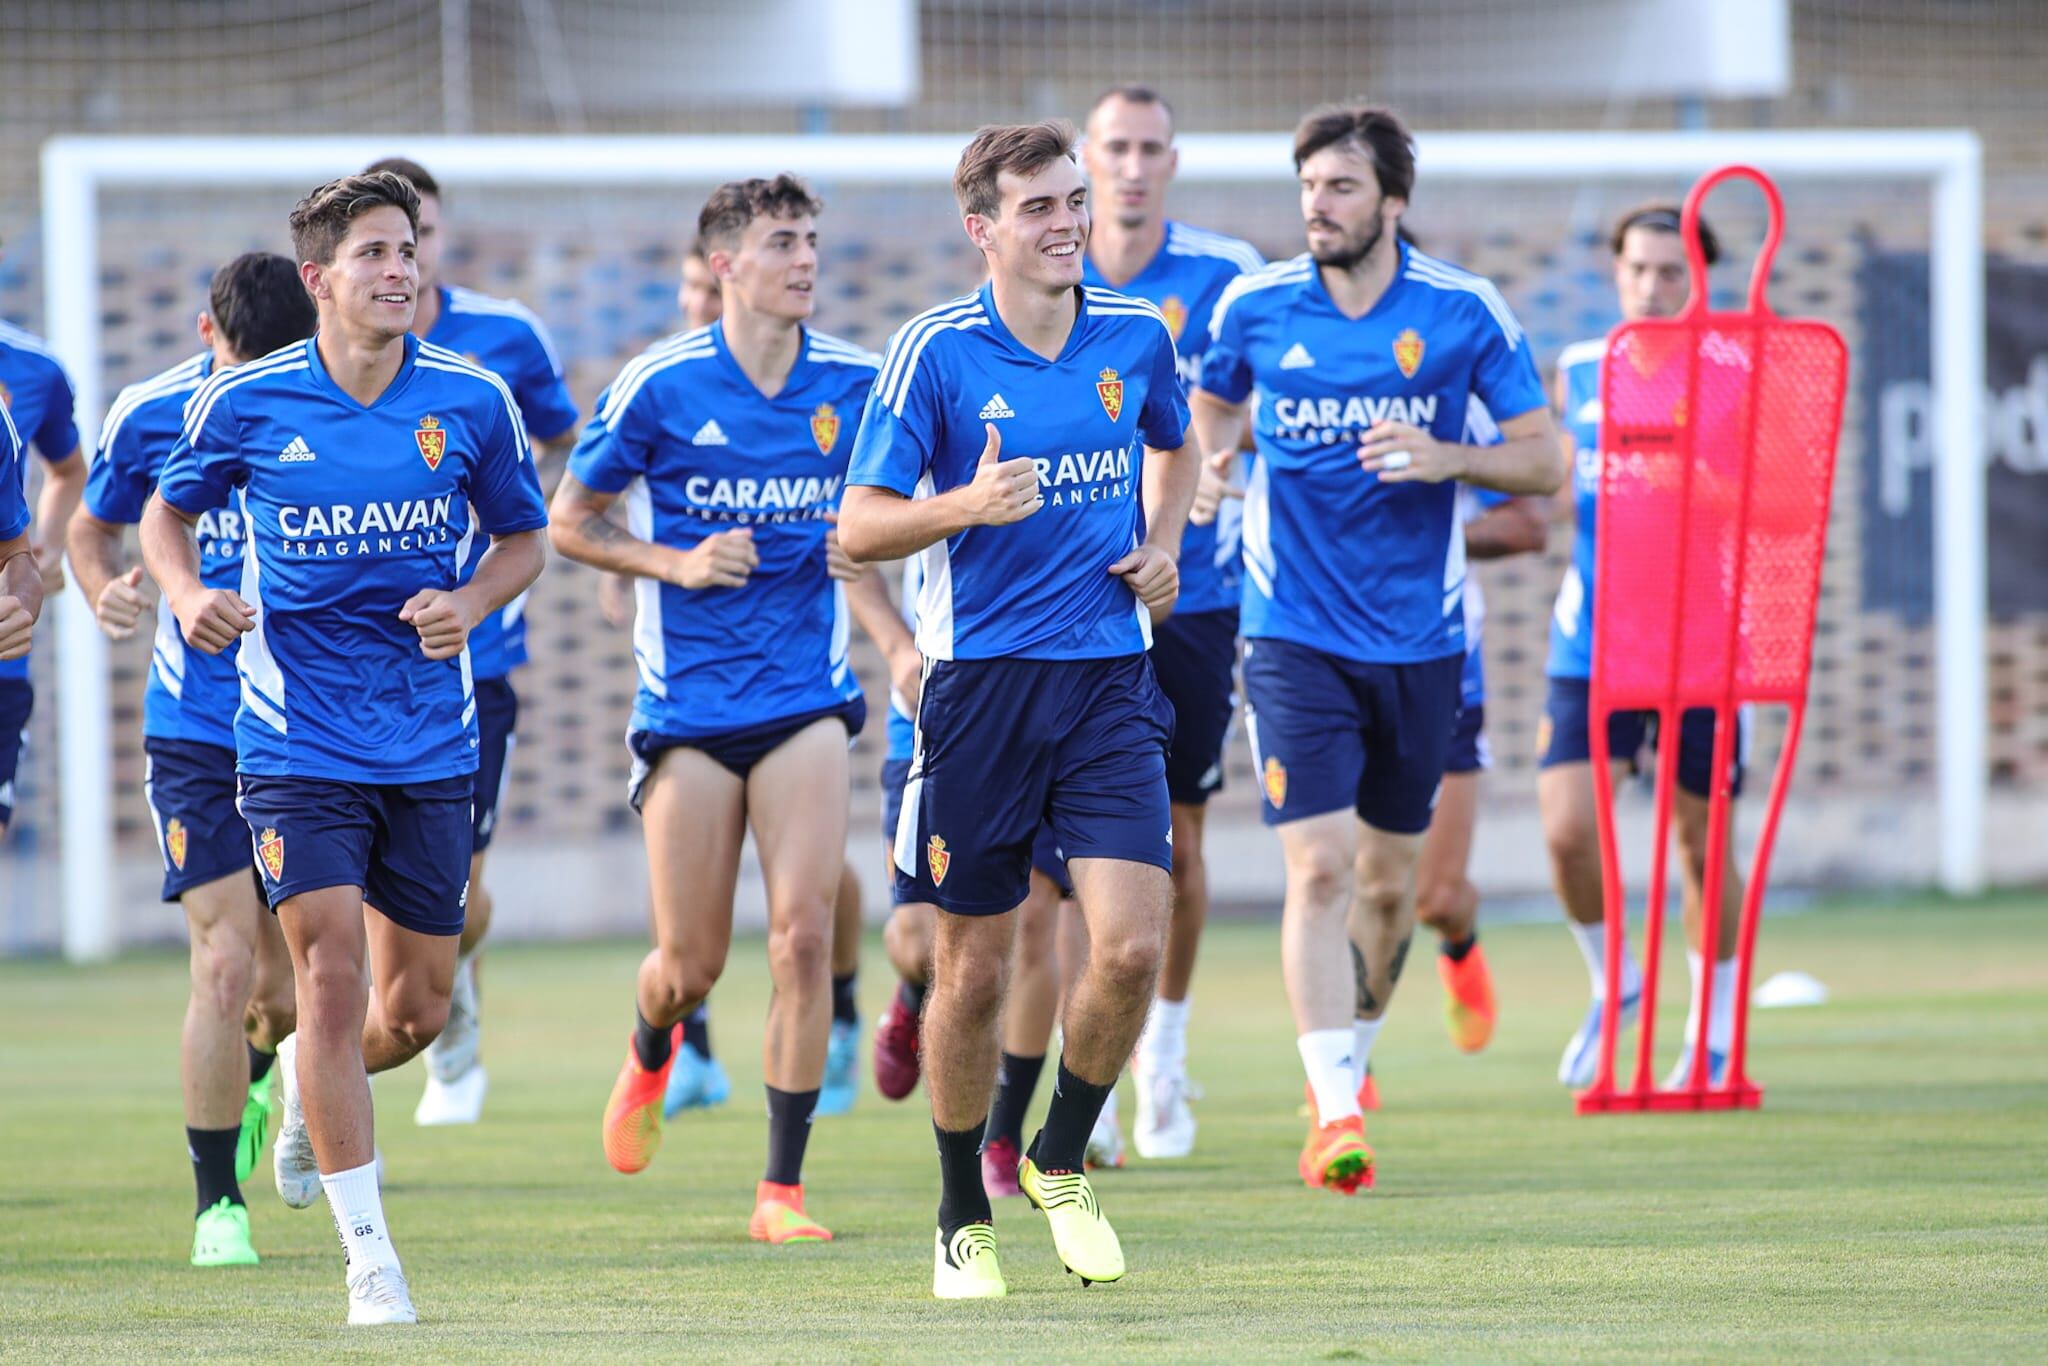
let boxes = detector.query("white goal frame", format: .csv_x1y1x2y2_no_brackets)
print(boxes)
39,129,1984,960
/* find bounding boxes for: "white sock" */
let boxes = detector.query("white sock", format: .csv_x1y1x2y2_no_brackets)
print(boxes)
1136,997,1189,1076
322,1160,400,1277
1571,920,1640,1001
1297,1029,1360,1125
1698,952,1738,1052
1350,1017,1384,1093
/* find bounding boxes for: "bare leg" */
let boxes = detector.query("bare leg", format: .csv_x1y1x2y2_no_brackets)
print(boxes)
634,748,747,1032
276,886,376,1174
1057,858,1171,1086
1414,773,1479,945
1158,802,1209,1002
1002,871,1062,1057
183,873,269,1130
925,910,1015,1132
747,721,848,1091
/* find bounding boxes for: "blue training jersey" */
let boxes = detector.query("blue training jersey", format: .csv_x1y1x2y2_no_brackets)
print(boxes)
156,333,549,782
0,401,26,542
0,321,82,681
1082,221,1262,616
568,322,876,738
1200,242,1545,664
1549,335,1605,680
427,284,580,680
83,354,246,747
848,282,1189,662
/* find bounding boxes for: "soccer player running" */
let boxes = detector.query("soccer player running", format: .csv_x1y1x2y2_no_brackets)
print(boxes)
361,157,582,1128
554,175,876,1245
67,253,314,1266
1079,83,1263,1161
0,307,87,836
1543,203,1745,1091
1191,105,1561,1195
839,120,1200,1298
140,171,549,1325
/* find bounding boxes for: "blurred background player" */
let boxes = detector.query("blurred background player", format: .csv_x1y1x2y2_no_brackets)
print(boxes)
0,284,86,836
1192,104,1561,1196
0,399,40,713
1078,82,1262,1162
1542,202,1745,1091
141,171,549,1325
67,252,315,1267
556,175,875,1244
1410,417,1547,1059
841,120,1199,1298
362,156,581,1129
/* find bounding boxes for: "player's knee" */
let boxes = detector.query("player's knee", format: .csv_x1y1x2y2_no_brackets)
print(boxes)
384,990,450,1058
245,986,296,1048
1353,871,1408,923
766,912,832,988
647,950,720,1018
1287,843,1352,912
1087,924,1164,998
194,935,257,1021
1544,811,1600,881
884,909,933,982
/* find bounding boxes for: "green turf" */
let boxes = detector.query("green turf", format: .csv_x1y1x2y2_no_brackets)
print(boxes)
2,896,2044,1360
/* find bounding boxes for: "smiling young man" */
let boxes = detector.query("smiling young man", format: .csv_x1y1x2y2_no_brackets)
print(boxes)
552,175,880,1247
1078,83,1264,1163
838,120,1200,1298
362,156,582,1128
140,171,549,1325
68,252,315,1268
1192,104,1561,1196
1543,203,1745,1092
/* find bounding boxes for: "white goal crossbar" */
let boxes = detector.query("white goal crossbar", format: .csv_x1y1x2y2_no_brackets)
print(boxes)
39,129,1985,959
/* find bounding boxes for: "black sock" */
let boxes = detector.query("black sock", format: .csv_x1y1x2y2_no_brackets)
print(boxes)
898,978,927,1015
1441,932,1478,962
247,1041,275,1084
1030,1057,1114,1173
985,1052,1046,1150
831,972,859,1025
935,1118,992,1234
681,1004,712,1058
632,1007,673,1071
763,1086,820,1186
188,1126,243,1215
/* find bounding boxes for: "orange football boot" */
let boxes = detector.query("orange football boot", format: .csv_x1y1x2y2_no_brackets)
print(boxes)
748,1181,834,1244
602,1025,679,1175
1299,1113,1375,1195
1439,941,1498,1054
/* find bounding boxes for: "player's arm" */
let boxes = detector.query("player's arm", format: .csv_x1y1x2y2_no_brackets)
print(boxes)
530,430,578,500
1465,495,1547,561
548,475,757,588
140,493,252,656
1186,389,1251,527
1359,406,1564,495
32,446,87,595
0,533,42,660
838,422,1039,564
846,561,923,713
67,509,152,640
402,528,546,662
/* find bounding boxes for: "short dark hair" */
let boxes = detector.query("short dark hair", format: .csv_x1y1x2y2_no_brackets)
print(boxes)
1088,84,1174,135
208,252,317,361
1610,200,1721,266
696,175,824,252
684,237,709,264
954,119,1079,219
364,156,441,200
1291,103,1417,202
288,171,420,267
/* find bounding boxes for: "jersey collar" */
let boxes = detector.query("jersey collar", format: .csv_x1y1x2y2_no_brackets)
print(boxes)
708,317,814,402
977,280,1089,365
304,331,419,410
1306,237,1411,322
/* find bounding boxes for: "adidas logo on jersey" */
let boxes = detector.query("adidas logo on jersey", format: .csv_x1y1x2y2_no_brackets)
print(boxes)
278,435,317,463
1278,343,1316,370
691,419,730,446
978,394,1016,420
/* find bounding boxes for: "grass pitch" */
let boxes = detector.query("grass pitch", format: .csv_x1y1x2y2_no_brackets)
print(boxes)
2,895,2044,1361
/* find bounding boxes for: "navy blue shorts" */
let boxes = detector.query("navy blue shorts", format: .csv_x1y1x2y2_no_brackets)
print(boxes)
144,738,252,901
628,697,866,812
471,676,519,851
882,754,1071,903
1538,676,1747,798
1150,608,1239,806
1444,702,1489,775
235,774,475,937
1242,639,1463,834
893,655,1170,916
0,678,29,826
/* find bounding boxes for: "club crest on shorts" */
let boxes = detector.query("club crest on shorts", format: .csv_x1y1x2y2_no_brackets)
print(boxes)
1160,295,1187,341
165,817,188,871
257,827,284,881
810,402,840,456
927,834,951,886
414,414,447,470
1262,755,1288,808
1535,715,1554,759
1096,367,1124,422
1393,329,1425,379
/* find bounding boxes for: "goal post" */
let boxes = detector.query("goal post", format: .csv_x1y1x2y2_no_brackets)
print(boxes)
38,128,1985,960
